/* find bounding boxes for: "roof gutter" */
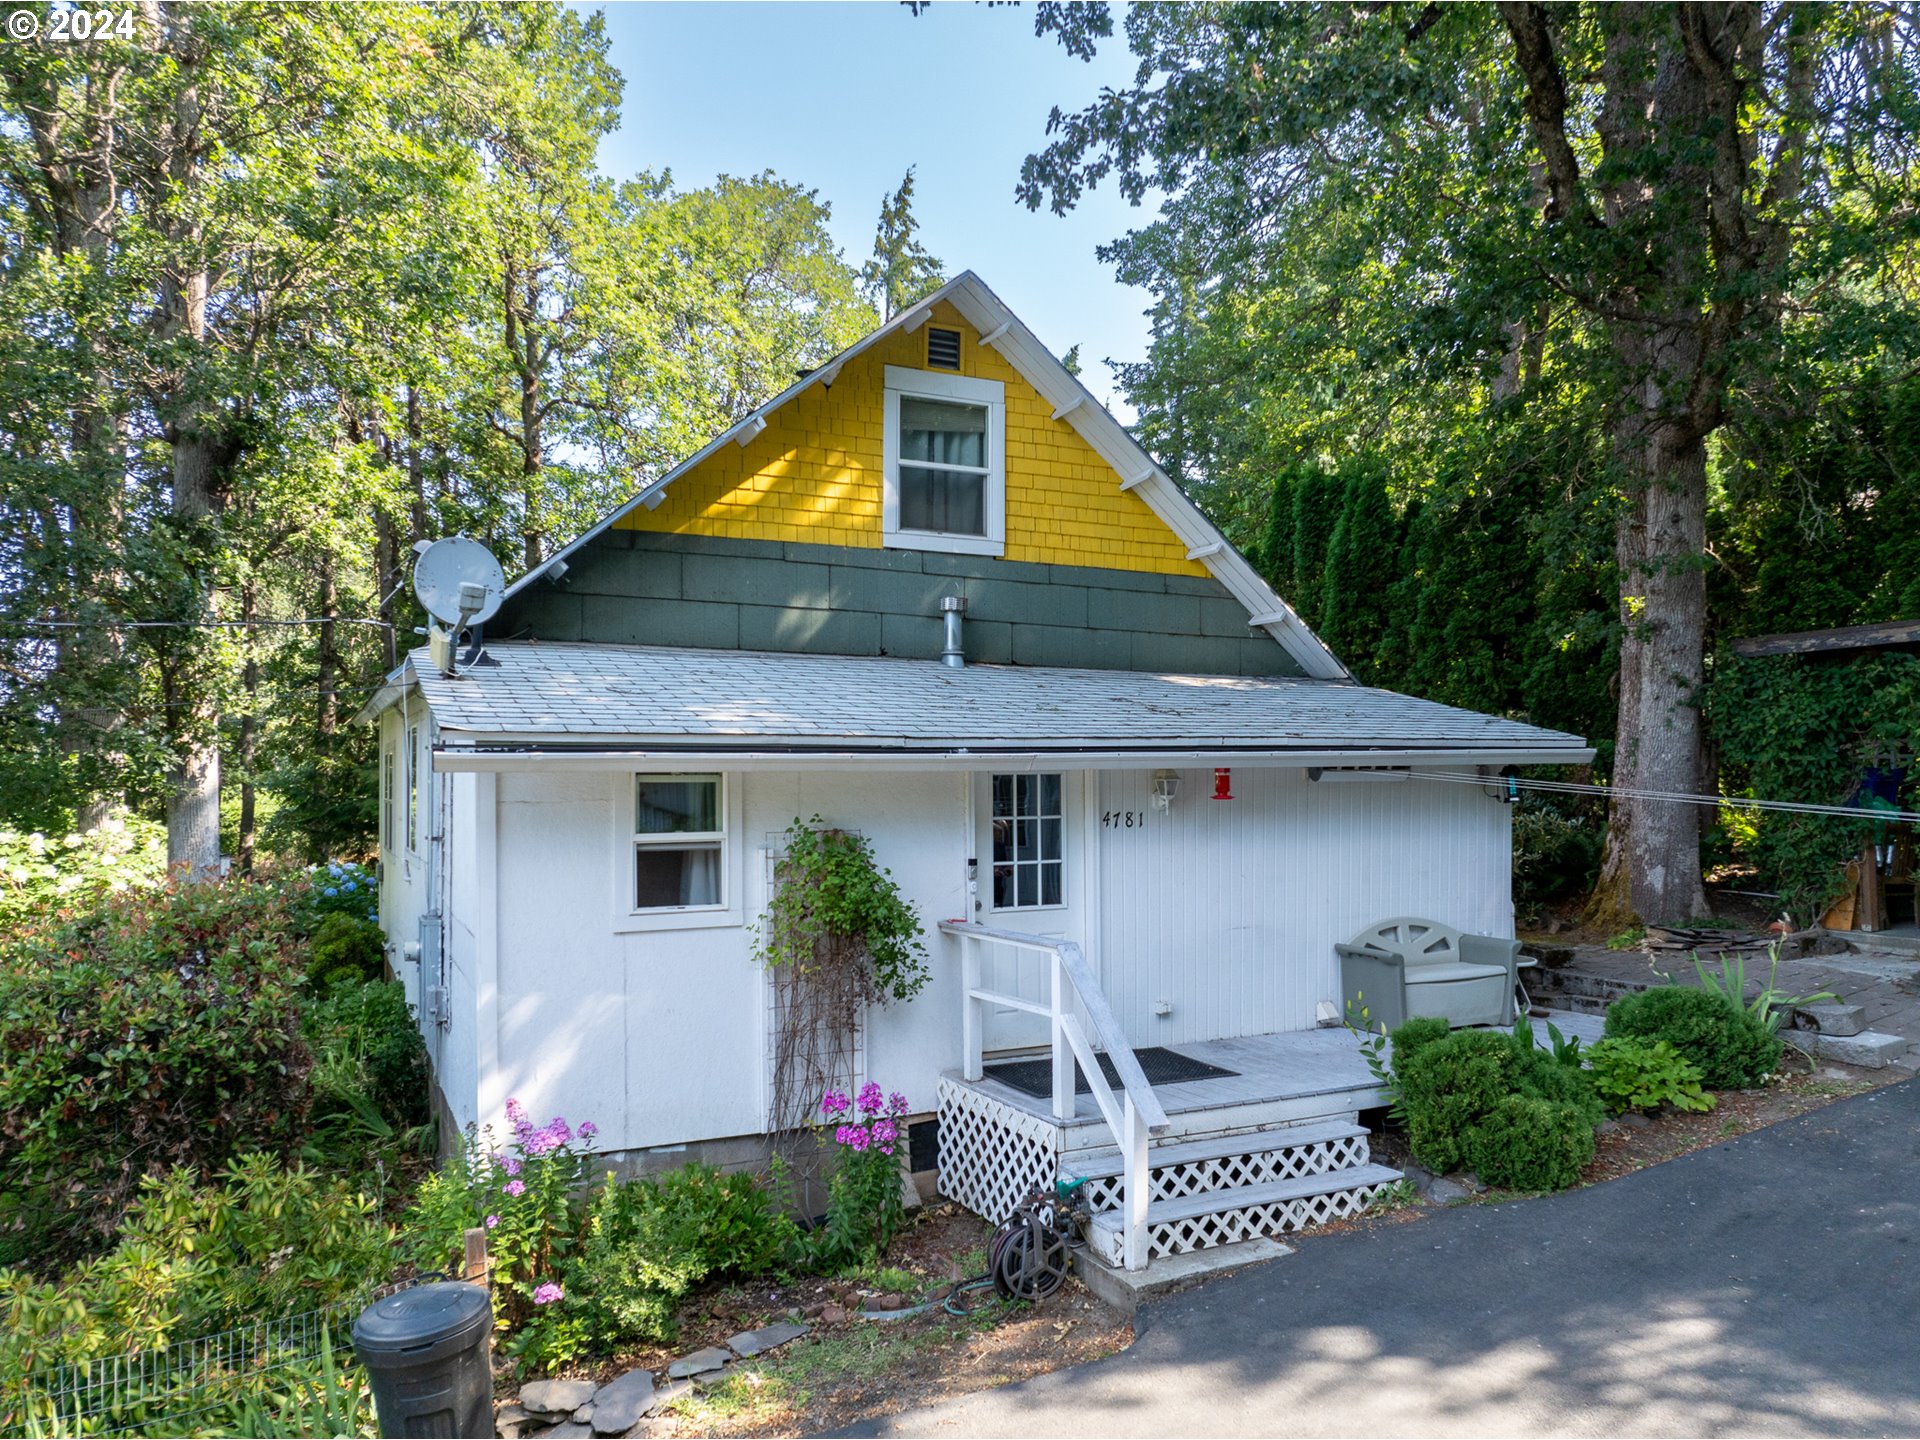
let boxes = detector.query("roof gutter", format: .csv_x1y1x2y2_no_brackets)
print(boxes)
432,743,1594,774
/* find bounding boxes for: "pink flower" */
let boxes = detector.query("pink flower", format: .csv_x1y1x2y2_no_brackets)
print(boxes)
888,1091,910,1117
871,1118,898,1147
506,1179,526,1197
821,1089,850,1118
532,1282,564,1306
502,1157,521,1177
578,1121,598,1141
857,1081,884,1115
485,1214,500,1229
505,1098,526,1124
843,1126,870,1152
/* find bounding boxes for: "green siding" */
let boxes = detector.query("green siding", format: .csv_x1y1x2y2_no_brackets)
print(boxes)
494,532,1305,678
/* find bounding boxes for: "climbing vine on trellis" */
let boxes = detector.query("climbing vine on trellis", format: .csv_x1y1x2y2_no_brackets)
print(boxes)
755,818,928,1184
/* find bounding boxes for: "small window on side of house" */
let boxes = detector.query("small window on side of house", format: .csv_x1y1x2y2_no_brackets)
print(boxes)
406,723,420,853
381,746,395,853
632,774,726,911
990,772,1064,909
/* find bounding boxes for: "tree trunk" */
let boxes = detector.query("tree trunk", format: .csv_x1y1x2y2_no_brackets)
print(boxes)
1588,402,1711,928
236,580,258,875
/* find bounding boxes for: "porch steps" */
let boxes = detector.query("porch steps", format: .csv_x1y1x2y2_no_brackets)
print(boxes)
1083,1163,1404,1268
1062,1119,1371,1206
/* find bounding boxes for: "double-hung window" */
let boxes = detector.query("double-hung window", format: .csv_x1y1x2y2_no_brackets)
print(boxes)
990,773,1064,910
631,774,726,911
883,365,1005,556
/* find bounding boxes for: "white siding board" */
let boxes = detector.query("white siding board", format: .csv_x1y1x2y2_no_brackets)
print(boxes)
1096,769,1511,1046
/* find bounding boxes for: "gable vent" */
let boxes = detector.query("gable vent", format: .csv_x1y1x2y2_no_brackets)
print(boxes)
926,326,963,371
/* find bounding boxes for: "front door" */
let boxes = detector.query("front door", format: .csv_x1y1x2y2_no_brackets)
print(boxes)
973,771,1088,1053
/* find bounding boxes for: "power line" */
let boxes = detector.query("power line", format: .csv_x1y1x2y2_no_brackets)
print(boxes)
1406,768,1920,826
4,617,393,630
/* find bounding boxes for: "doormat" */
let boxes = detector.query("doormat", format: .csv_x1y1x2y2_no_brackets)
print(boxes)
983,1046,1238,1100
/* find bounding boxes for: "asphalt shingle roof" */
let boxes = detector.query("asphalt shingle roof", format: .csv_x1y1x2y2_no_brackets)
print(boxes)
403,642,1588,759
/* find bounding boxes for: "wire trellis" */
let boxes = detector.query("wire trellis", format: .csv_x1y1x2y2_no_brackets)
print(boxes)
4,1276,424,1438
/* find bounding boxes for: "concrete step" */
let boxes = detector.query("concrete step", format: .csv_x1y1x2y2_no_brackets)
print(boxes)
1083,1163,1402,1267
1785,1028,1910,1070
1791,1003,1866,1037
1071,1235,1295,1316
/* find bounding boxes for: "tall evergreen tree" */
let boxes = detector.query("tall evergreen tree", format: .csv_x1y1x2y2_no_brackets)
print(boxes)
860,167,945,321
1318,461,1397,682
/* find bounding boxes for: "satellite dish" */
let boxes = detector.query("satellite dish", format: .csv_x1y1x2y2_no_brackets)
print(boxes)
412,536,506,630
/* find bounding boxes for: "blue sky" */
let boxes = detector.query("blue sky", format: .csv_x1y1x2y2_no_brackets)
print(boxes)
587,1,1158,414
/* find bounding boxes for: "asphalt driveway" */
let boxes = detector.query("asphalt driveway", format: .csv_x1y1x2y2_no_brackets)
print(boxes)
860,1079,1920,1438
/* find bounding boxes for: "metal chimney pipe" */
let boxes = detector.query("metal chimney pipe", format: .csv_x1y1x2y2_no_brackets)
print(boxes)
940,594,968,668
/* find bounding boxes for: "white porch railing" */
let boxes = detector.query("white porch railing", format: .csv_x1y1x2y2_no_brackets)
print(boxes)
939,920,1170,1271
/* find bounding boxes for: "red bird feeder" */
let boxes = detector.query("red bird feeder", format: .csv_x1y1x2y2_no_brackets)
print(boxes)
1211,767,1235,801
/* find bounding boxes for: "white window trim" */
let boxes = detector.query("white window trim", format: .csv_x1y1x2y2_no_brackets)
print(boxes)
406,718,424,859
611,771,744,933
882,364,1006,557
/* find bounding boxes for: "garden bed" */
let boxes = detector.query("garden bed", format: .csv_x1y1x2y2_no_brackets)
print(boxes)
1354,1059,1896,1223
502,1204,1132,1438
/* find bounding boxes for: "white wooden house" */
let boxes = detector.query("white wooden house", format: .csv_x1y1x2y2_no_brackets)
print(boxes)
360,274,1589,1277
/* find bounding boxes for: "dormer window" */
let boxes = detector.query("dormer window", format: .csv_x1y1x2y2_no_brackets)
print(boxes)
882,365,1005,557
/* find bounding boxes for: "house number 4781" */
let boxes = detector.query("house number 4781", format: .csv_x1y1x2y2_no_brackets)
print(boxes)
1102,810,1146,829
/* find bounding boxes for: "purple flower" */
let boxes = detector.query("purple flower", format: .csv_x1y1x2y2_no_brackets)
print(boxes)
505,1098,527,1124
532,1282,564,1306
856,1081,883,1115
502,1157,521,1177
843,1126,871,1152
888,1091,911,1117
506,1179,526,1197
485,1214,500,1229
578,1120,598,1141
820,1089,850,1118
871,1118,898,1148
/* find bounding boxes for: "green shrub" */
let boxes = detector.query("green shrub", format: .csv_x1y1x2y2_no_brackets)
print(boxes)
1466,1095,1595,1191
1511,796,1604,912
292,861,379,935
303,977,431,1156
1603,985,1782,1088
1387,1016,1451,1071
0,879,312,1263
307,912,387,989
1394,1030,1517,1174
1393,1027,1603,1182
1584,1036,1716,1116
0,819,168,935
569,1164,798,1348
0,1157,390,1375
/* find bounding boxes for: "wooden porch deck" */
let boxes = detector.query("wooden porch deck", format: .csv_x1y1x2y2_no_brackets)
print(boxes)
947,1027,1390,1154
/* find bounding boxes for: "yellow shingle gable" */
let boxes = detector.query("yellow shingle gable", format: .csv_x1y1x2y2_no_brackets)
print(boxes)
614,301,1207,578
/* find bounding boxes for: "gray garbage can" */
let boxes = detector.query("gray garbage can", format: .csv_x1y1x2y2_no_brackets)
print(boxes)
351,1281,494,1438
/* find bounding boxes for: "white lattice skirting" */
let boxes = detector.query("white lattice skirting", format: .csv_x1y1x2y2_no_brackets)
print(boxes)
1080,1132,1371,1212
1089,1179,1393,1265
936,1077,1060,1224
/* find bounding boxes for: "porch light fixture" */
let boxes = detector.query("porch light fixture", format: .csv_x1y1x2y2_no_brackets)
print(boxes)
1150,769,1180,811
1212,767,1234,801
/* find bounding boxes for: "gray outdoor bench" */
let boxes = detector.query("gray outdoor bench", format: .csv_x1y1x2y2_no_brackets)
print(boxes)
1335,916,1522,1032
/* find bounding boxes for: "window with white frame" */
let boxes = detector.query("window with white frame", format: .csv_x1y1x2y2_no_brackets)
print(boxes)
883,365,1005,556
381,745,395,853
406,723,420,853
631,774,726,911
990,773,1064,909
